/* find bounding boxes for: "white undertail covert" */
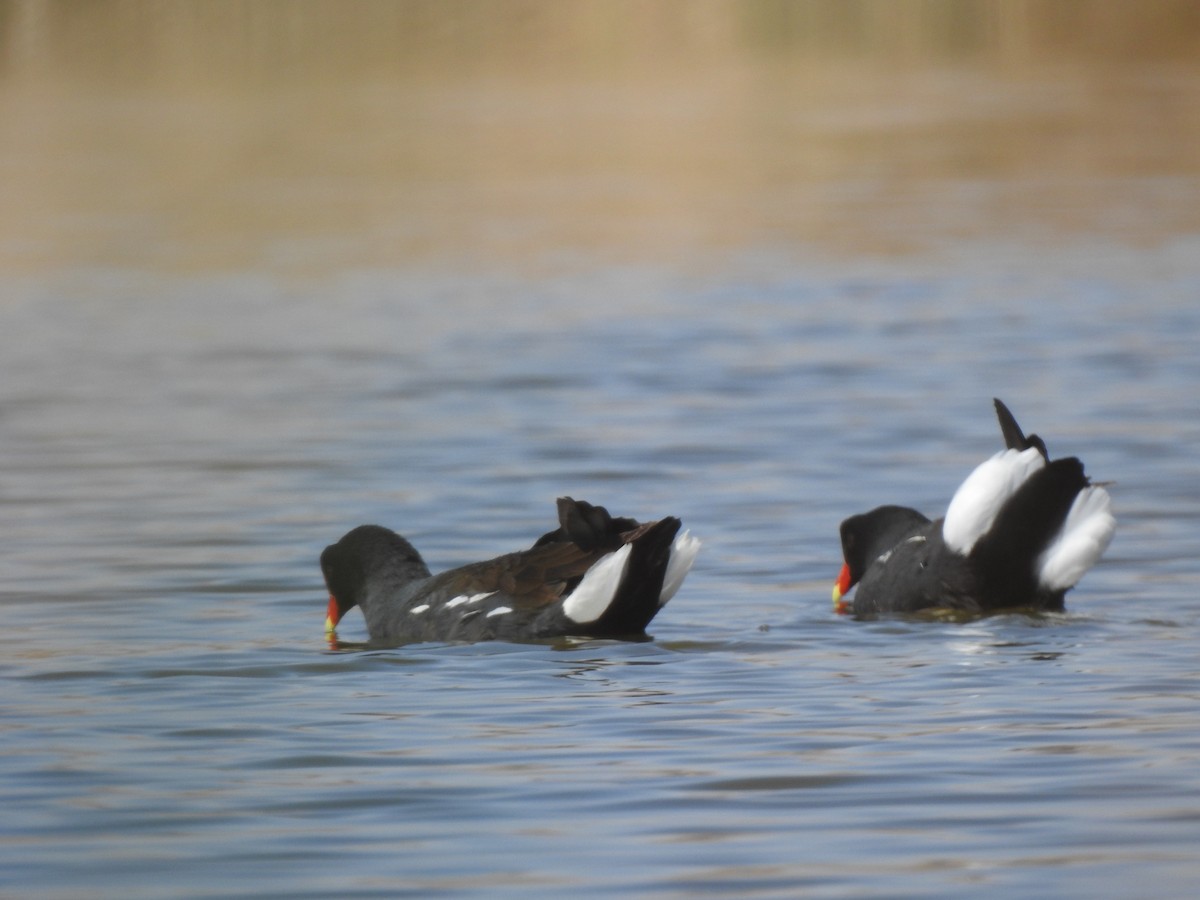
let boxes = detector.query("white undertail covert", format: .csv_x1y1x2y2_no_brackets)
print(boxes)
942,448,1045,555
562,544,633,624
659,531,701,607
1036,486,1116,591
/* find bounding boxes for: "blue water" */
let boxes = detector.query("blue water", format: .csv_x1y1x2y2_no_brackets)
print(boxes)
3,250,1200,897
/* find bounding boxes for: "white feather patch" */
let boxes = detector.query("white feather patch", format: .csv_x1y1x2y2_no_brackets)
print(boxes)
1036,485,1116,590
445,591,496,609
943,448,1046,555
485,605,513,618
410,604,430,615
562,543,632,624
658,531,701,607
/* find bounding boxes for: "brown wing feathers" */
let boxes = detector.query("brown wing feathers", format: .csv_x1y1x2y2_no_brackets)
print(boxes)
440,498,663,611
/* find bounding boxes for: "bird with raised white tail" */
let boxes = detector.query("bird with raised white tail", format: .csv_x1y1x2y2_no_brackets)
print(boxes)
833,399,1115,617
322,497,700,645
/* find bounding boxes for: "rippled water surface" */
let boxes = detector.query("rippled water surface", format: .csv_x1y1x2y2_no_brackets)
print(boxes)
4,5,1200,897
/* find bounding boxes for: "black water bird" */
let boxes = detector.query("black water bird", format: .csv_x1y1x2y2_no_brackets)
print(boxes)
322,497,700,644
833,399,1115,617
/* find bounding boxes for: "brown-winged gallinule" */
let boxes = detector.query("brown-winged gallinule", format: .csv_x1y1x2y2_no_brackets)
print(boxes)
323,497,700,644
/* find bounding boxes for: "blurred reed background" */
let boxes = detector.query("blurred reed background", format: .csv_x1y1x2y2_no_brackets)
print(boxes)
2,0,1198,275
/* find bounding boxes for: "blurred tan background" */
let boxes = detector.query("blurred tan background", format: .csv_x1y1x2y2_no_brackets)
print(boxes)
2,0,1198,275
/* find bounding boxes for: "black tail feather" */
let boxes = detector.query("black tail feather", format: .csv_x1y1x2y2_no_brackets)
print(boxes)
532,497,639,551
994,398,1048,459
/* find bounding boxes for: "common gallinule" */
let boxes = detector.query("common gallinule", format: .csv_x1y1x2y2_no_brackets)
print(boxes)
833,399,1114,617
323,497,700,644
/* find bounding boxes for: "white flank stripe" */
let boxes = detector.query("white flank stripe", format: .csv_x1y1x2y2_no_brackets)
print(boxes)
485,606,513,618
1036,485,1116,590
880,534,927,566
562,543,633,624
658,531,701,607
447,591,496,609
410,604,430,615
943,448,1045,554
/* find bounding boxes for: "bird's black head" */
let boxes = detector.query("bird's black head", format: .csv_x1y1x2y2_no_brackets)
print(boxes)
834,505,931,611
322,525,428,634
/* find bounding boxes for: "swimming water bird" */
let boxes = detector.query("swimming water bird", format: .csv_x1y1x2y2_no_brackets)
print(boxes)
322,497,700,644
833,399,1115,617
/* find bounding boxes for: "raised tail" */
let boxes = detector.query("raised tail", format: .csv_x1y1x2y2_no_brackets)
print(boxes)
552,499,699,636
561,515,682,635
947,404,1115,609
